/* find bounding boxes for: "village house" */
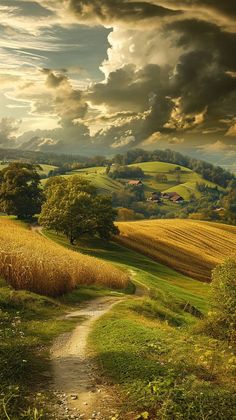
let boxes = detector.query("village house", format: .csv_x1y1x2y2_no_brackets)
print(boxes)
127,180,143,187
161,191,184,203
147,192,162,203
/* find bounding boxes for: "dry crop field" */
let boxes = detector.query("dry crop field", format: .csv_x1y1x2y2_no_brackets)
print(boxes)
0,218,128,296
116,219,236,281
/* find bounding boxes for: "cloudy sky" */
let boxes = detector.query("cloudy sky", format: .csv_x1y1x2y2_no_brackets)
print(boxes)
0,0,236,164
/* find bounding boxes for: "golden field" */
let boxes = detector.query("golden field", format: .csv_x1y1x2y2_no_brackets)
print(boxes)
116,219,236,281
0,218,128,296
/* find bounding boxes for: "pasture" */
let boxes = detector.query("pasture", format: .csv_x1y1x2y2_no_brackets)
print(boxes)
130,161,221,199
65,167,123,194
116,219,236,281
59,161,223,200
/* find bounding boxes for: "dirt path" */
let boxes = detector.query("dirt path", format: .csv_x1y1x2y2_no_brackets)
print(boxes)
50,297,122,420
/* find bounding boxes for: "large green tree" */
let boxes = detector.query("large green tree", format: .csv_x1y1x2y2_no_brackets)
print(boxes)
0,162,42,219
39,176,118,244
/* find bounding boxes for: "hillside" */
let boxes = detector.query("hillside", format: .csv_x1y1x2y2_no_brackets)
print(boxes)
116,219,236,281
67,166,123,194
59,161,222,200
0,162,57,176
0,218,128,296
129,161,221,199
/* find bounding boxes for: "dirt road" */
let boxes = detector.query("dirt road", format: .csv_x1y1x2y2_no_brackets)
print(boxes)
50,297,122,420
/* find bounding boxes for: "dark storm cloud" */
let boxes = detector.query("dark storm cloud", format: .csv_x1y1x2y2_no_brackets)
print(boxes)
170,0,236,18
172,49,236,115
167,19,236,71
88,64,171,112
68,0,181,24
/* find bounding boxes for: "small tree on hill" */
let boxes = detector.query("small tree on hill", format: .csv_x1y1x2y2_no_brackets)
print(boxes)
39,176,118,244
0,162,42,219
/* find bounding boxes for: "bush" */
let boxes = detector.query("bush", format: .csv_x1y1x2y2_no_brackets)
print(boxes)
208,258,236,342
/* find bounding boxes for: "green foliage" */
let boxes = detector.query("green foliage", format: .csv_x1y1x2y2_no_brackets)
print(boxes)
39,176,118,243
0,162,42,219
110,165,144,180
208,258,236,342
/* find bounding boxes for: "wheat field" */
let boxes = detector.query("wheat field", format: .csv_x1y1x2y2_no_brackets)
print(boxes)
0,218,129,296
116,219,236,281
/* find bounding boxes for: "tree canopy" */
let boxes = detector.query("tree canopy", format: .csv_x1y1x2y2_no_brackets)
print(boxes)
0,162,42,219
39,176,119,244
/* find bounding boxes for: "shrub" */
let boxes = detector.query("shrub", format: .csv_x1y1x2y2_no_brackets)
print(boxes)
208,258,236,342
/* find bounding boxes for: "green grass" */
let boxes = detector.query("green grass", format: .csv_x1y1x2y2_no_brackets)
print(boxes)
38,164,57,175
129,161,222,200
62,167,123,194
40,160,224,202
129,162,192,174
61,161,223,201
89,300,235,419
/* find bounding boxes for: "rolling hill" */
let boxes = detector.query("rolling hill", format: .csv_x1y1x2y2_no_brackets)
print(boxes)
60,161,222,200
129,161,221,200
115,219,236,281
67,166,123,194
0,162,57,176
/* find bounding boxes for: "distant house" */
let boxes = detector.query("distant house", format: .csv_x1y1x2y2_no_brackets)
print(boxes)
161,191,184,203
162,191,177,199
171,194,184,203
127,180,143,187
147,192,161,203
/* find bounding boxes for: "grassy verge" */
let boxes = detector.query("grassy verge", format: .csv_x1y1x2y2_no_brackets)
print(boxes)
90,299,236,419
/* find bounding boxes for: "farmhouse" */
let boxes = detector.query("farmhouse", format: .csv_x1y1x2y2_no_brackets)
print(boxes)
161,191,184,203
162,191,177,199
171,194,184,203
147,192,161,203
127,180,143,186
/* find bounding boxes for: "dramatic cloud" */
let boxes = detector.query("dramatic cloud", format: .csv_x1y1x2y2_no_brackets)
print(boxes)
0,117,20,147
0,0,235,162
67,0,180,26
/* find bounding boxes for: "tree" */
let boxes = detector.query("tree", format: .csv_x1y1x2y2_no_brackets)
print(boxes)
39,176,118,244
0,162,42,219
222,188,236,224
93,195,119,239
